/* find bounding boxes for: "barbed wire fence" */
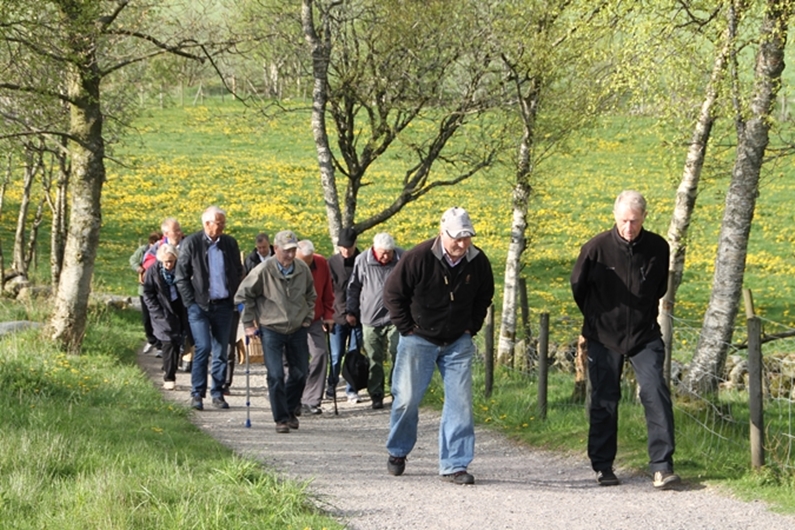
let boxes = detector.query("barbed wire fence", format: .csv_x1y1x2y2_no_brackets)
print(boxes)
476,307,795,474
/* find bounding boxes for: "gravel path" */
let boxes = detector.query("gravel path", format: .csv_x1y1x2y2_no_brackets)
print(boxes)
137,348,795,530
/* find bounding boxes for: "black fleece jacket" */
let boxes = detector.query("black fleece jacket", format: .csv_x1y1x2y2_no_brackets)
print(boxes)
384,237,494,345
570,226,669,356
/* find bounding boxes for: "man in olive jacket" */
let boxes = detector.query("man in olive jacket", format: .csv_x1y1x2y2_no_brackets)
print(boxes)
235,230,316,433
571,190,679,490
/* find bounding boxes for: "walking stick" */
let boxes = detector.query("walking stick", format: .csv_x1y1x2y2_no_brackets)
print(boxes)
326,327,338,416
244,333,252,428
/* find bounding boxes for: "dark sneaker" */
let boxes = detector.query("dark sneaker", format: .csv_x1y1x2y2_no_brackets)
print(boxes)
596,469,620,486
442,470,475,485
371,395,384,409
325,384,336,400
221,385,231,396
387,455,406,476
294,405,302,417
211,397,229,409
191,396,203,411
653,471,681,490
275,422,290,433
287,415,299,430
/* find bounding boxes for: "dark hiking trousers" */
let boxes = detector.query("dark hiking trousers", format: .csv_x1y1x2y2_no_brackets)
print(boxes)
587,338,675,473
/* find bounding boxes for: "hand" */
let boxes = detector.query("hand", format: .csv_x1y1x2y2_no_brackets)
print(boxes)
345,314,357,327
322,319,334,333
245,326,258,337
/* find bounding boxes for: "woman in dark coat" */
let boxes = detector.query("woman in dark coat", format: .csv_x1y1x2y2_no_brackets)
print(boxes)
143,243,186,389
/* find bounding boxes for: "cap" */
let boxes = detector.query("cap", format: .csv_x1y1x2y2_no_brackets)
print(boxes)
337,227,357,247
440,207,475,239
273,230,299,250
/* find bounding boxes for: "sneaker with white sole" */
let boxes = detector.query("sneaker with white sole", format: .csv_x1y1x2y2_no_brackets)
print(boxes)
143,343,155,354
347,392,360,404
652,470,680,490
163,381,176,390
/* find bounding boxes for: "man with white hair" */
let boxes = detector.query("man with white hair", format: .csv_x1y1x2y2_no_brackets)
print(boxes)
346,232,403,409
384,207,494,485
571,190,679,490
175,206,243,411
296,239,335,415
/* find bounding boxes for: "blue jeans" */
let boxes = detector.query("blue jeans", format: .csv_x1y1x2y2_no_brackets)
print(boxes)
386,333,475,475
328,322,363,394
261,326,309,424
588,338,675,473
187,301,233,399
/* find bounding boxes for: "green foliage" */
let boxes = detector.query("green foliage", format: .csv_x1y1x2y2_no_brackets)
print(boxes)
0,299,341,529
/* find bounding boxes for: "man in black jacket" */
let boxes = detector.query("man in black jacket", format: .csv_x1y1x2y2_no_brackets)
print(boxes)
326,228,363,402
175,206,243,411
571,190,679,490
383,207,494,485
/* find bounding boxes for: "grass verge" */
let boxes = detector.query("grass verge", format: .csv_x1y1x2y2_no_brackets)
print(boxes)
0,298,341,530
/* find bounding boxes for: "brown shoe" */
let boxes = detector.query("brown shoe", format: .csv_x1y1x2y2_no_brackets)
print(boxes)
275,423,290,433
287,415,299,430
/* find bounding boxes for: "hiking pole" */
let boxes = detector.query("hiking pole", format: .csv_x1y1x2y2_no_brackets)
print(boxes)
326,327,338,416
244,333,252,428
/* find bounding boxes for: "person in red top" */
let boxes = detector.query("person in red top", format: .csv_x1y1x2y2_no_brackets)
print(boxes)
297,239,335,415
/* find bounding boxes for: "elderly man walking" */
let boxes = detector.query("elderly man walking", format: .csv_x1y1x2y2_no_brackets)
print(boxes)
235,230,316,433
346,232,403,410
571,190,679,489
175,206,242,411
296,239,335,415
327,228,363,402
384,207,494,485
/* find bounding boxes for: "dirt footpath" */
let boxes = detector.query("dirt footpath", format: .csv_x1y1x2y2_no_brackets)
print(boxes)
137,348,795,530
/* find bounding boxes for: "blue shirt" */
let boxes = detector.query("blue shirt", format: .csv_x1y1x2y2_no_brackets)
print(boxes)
276,260,295,277
206,236,229,300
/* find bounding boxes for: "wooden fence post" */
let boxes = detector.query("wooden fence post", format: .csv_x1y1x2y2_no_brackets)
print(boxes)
484,305,494,399
519,277,532,374
745,288,765,469
537,313,549,420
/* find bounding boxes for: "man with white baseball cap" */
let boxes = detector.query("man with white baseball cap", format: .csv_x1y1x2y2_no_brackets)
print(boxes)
383,207,494,485
235,230,316,433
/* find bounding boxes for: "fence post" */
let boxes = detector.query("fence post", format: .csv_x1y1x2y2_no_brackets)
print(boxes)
745,291,765,469
484,305,494,398
537,313,549,420
519,277,532,374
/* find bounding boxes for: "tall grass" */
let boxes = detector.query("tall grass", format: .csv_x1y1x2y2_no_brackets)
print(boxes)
0,298,341,529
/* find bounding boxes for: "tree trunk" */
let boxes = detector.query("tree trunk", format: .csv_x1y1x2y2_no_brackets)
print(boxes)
498,77,539,365
302,0,343,243
50,146,70,290
0,153,11,289
13,148,41,276
659,5,737,378
683,0,790,394
48,64,106,353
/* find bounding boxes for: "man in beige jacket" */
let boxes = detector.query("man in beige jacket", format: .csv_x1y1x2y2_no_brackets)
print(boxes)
235,230,316,433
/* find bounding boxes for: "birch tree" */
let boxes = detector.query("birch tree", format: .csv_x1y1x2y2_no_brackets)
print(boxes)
683,0,793,394
492,1,625,363
0,0,225,352
301,0,502,243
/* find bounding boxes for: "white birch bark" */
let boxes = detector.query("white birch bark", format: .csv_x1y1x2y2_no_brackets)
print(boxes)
659,5,737,378
302,0,343,243
684,0,791,394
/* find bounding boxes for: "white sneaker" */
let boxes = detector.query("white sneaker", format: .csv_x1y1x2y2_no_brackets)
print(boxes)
163,381,176,390
155,349,163,358
143,343,154,354
347,392,360,404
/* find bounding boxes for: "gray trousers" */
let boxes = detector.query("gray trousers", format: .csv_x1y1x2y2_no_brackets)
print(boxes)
301,319,329,407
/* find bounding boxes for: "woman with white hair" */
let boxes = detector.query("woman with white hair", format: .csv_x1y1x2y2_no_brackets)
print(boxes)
143,243,187,390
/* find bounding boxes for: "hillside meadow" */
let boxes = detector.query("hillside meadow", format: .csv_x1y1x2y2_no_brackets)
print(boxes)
92,99,795,346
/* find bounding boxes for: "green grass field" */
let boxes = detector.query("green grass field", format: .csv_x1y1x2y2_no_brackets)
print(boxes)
0,298,341,529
